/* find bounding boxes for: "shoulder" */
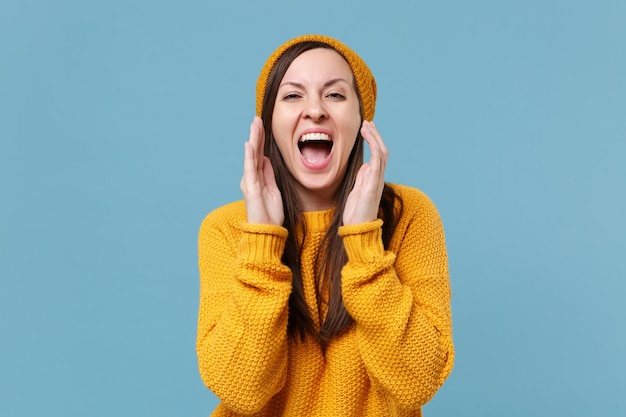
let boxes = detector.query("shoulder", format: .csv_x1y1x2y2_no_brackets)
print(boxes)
199,200,247,235
386,183,445,251
388,183,440,218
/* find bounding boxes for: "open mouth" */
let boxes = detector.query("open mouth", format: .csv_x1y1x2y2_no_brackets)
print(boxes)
298,132,333,165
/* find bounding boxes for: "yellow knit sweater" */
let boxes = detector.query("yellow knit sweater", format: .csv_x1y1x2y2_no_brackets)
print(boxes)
197,184,454,416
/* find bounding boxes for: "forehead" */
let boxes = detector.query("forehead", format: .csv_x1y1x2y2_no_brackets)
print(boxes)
281,48,355,83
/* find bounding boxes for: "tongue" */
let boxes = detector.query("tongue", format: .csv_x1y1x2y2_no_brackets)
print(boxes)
301,142,330,164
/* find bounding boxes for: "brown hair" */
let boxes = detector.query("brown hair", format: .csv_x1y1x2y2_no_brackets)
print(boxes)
261,42,403,348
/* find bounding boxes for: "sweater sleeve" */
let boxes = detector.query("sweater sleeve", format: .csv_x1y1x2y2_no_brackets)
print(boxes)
338,193,454,410
196,208,293,414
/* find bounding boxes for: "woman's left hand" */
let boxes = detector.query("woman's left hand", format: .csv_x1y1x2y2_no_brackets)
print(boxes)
343,121,388,226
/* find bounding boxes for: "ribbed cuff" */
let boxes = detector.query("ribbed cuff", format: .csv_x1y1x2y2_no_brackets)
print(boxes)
238,222,288,265
338,219,385,263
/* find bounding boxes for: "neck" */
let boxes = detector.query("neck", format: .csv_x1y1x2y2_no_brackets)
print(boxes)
295,187,337,212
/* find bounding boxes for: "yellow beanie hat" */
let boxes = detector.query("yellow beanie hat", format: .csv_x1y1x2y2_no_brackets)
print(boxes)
256,34,377,121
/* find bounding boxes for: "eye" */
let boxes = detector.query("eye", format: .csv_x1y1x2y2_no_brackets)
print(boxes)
283,93,302,101
326,92,345,100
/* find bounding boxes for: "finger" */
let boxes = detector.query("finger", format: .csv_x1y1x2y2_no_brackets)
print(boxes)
365,121,388,171
248,117,264,172
362,121,388,182
262,156,279,194
256,119,270,190
371,122,389,175
361,122,382,181
242,141,258,193
354,162,369,191
253,117,267,174
369,121,388,156
255,117,266,165
243,121,266,193
247,120,258,173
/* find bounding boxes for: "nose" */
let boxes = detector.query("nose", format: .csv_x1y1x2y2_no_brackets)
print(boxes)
303,96,327,121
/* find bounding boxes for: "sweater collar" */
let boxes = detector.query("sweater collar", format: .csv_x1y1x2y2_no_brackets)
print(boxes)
302,208,335,232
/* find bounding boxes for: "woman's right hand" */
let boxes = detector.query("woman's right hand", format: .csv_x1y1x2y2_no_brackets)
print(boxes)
240,117,284,226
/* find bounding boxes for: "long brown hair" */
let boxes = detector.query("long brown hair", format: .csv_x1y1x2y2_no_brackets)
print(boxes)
260,41,403,347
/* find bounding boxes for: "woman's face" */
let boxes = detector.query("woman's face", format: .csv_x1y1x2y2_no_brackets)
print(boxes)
271,48,362,210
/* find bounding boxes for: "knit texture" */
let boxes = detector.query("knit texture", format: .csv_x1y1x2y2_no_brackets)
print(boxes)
196,184,454,416
256,34,377,121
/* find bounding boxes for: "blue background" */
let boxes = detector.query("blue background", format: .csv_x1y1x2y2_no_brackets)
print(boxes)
1,0,624,415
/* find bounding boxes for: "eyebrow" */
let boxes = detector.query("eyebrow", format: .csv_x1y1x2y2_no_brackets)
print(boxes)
278,78,351,89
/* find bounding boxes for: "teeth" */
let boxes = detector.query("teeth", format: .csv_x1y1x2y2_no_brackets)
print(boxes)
300,132,331,142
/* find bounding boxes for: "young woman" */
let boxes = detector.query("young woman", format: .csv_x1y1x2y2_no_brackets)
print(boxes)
197,34,454,416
